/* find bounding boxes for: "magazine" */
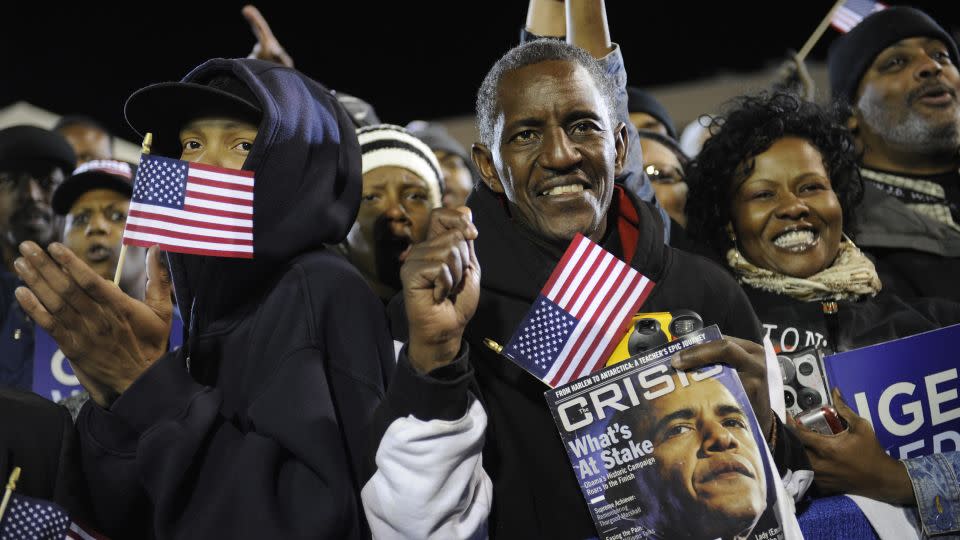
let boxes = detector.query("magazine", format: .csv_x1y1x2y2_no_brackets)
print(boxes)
545,325,789,540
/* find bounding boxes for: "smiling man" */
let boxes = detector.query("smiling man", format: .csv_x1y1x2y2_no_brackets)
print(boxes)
360,8,806,535
828,7,960,301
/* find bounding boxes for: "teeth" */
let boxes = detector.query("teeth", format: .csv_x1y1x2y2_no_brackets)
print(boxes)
773,230,816,251
542,184,585,196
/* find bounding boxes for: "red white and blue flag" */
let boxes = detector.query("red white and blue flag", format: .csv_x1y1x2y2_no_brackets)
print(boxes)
503,234,655,388
0,492,106,540
831,0,886,33
123,155,254,258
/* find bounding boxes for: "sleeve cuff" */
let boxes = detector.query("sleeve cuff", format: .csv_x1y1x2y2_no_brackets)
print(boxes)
386,343,474,422
903,453,960,535
519,28,565,44
109,350,208,434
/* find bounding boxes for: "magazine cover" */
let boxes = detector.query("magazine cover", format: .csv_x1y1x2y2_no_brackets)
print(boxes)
545,325,788,540
823,323,960,459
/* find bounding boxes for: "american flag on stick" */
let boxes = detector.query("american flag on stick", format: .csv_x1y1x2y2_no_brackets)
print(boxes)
122,155,254,259
831,0,886,33
502,234,655,388
1,484,107,540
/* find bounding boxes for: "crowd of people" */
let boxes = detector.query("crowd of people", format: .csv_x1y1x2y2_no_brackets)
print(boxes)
1,1,958,539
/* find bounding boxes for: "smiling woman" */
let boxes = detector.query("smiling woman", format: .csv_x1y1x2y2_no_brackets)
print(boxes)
685,92,960,354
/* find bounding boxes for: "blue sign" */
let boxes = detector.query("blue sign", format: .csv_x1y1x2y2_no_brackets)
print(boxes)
823,324,960,459
31,309,184,402
31,326,83,402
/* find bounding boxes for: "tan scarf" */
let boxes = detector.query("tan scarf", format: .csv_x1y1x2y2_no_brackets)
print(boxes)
726,237,882,302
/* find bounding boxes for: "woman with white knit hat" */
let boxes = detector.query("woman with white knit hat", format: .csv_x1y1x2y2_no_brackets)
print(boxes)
340,124,444,302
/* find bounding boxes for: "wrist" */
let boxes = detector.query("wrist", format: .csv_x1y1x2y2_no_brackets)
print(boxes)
876,459,915,505
408,335,462,374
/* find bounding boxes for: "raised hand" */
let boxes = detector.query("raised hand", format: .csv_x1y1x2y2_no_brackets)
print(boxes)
242,5,294,68
402,207,480,374
14,242,173,406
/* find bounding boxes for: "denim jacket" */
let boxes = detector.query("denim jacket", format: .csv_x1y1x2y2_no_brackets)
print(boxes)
904,452,960,537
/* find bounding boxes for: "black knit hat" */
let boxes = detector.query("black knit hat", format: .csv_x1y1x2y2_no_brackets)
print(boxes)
626,87,677,139
828,6,960,105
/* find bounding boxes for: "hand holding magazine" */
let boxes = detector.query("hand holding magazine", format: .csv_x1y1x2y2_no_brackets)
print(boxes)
545,325,800,540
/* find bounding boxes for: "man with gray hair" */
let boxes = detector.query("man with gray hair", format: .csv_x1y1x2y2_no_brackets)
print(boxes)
828,6,960,301
360,2,801,538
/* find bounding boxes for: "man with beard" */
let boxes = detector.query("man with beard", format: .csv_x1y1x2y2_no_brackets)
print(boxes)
828,7,960,301
0,125,75,389
341,124,444,302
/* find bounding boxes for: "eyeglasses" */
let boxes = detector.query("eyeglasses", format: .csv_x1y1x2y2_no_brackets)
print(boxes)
644,164,685,185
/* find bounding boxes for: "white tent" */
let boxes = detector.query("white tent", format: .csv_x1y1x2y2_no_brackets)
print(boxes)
0,101,142,163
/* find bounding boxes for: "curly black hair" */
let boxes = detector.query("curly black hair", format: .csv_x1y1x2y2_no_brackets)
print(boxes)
684,92,863,257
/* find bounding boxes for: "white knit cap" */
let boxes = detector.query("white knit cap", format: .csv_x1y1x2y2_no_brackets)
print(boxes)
357,124,444,208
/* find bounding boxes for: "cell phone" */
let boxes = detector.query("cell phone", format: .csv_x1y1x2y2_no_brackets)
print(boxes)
778,348,831,418
795,406,847,435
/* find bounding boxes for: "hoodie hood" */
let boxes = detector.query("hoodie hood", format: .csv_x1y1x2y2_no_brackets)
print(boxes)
127,58,361,332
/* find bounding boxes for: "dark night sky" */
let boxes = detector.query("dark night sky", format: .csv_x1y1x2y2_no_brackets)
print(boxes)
2,1,956,141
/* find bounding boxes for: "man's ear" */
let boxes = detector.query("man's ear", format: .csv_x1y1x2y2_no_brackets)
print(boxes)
471,143,506,194
613,122,628,176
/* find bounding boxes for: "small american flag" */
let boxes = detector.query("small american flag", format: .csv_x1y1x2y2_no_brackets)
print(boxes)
122,155,254,259
0,493,106,540
503,234,655,388
831,0,886,33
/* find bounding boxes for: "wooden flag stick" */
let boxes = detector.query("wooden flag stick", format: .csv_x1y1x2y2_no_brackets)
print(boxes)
797,0,845,62
114,133,152,286
0,467,21,525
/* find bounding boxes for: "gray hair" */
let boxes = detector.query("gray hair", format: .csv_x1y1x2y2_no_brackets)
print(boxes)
475,39,619,148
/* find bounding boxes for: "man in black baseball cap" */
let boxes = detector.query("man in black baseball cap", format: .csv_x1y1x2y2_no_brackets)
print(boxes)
0,125,74,390
0,125,75,273
828,7,960,302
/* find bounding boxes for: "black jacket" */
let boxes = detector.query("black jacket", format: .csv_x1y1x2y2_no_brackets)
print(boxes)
744,283,960,354
368,185,773,539
853,174,960,302
75,59,394,539
0,388,90,521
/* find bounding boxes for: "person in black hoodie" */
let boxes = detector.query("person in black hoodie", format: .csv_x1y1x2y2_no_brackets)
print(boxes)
12,58,394,539
361,23,807,540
